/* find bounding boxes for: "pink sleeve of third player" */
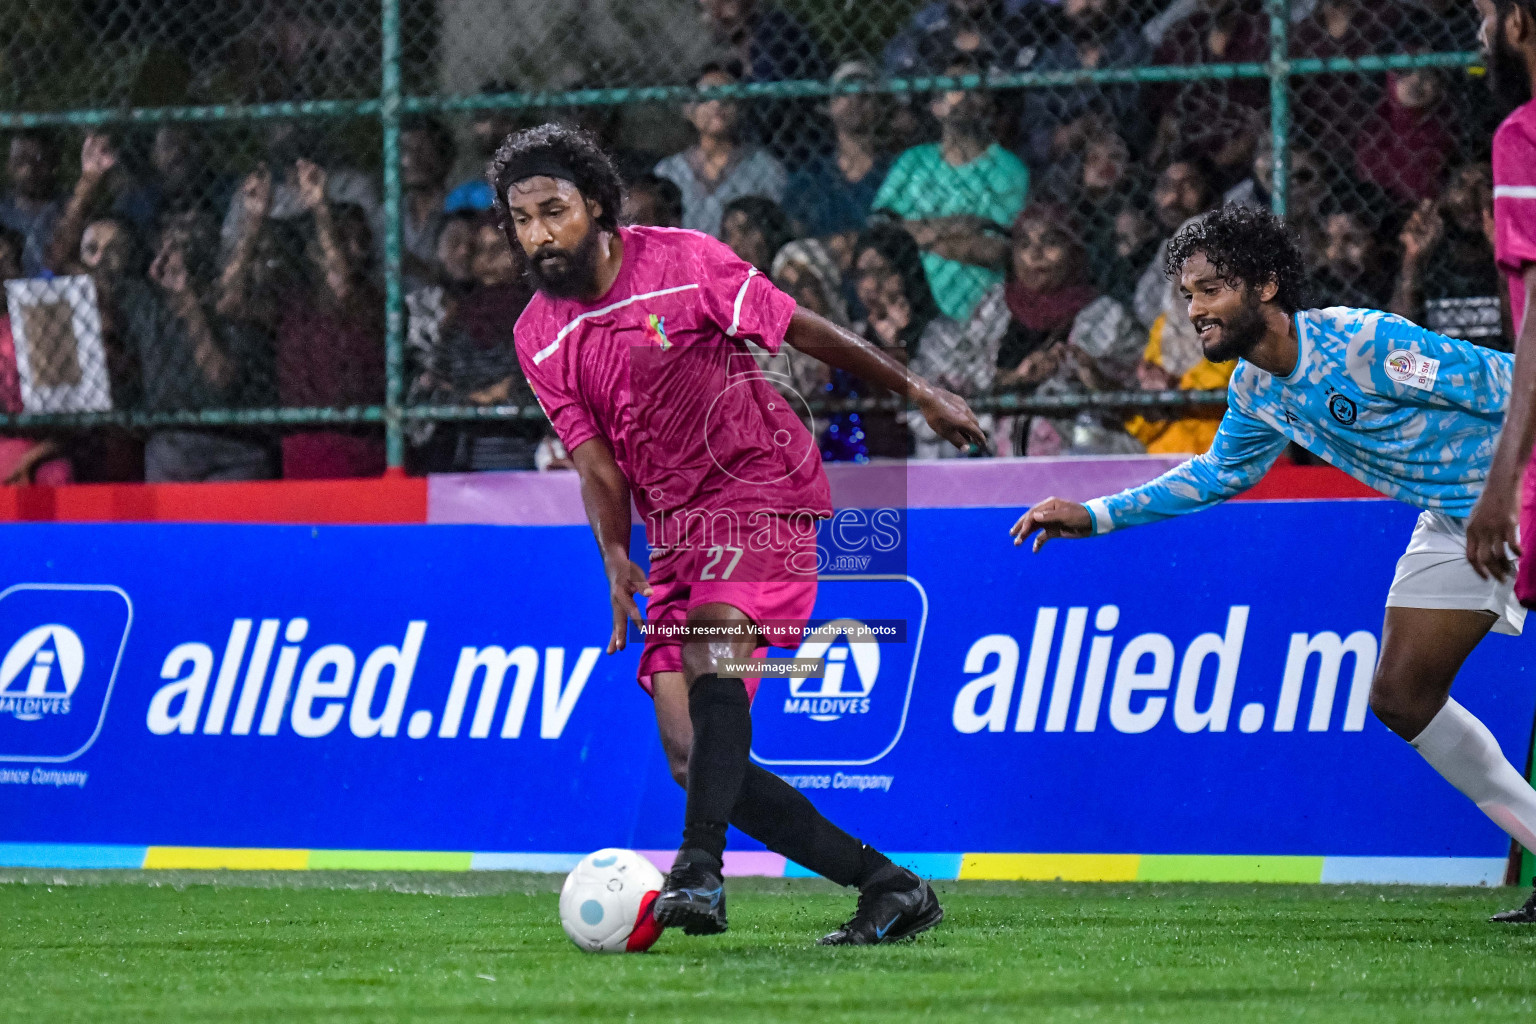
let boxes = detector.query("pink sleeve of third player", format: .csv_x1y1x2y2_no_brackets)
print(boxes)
694,235,798,354
1494,115,1536,275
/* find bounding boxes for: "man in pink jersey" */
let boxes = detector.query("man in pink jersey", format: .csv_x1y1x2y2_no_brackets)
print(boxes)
1465,0,1536,922
493,123,985,944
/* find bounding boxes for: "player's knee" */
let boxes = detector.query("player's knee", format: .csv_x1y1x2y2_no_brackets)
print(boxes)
1368,684,1408,735
1368,669,1436,739
680,641,715,685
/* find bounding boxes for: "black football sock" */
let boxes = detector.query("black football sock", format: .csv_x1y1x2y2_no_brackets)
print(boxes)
858,843,915,891
730,764,865,887
681,674,753,865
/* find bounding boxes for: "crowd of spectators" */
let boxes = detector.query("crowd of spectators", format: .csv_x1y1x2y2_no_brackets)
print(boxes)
0,0,1504,483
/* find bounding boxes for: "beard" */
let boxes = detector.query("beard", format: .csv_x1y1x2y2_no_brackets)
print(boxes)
1195,288,1267,363
525,223,602,298
1487,19,1534,114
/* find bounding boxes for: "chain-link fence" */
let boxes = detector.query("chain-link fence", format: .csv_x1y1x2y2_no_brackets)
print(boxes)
0,0,1486,479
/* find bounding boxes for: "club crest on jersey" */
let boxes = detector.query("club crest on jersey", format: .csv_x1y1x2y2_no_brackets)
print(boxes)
1384,348,1438,391
1328,393,1357,425
644,313,670,350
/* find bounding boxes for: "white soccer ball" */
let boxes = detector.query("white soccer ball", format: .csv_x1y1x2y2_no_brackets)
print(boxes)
559,848,666,953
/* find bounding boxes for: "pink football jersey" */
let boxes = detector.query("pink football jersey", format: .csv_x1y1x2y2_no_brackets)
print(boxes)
515,226,831,549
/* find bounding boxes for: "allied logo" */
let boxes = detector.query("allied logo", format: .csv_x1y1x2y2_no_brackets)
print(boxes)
1328,393,1357,425
783,619,879,721
1384,348,1439,391
0,584,132,763
0,625,85,720
751,579,926,767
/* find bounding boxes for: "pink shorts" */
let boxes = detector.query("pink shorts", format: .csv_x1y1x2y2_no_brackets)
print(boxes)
1517,458,1536,609
636,524,819,698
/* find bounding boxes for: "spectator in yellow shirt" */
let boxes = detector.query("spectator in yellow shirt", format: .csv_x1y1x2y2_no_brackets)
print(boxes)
1125,312,1235,454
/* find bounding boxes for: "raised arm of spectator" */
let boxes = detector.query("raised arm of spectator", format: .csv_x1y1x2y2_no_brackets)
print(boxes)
216,166,274,322
1388,199,1442,323
295,159,354,306
44,133,117,273
152,237,231,391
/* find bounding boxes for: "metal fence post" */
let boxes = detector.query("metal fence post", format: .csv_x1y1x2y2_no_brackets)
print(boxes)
1267,0,1292,219
381,0,406,472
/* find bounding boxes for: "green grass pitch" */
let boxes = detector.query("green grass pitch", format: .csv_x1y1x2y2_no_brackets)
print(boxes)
4,870,1535,1022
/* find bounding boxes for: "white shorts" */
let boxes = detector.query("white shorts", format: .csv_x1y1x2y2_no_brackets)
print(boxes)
1385,511,1526,636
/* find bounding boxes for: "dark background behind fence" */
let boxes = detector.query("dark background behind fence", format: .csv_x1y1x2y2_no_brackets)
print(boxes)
0,0,1491,481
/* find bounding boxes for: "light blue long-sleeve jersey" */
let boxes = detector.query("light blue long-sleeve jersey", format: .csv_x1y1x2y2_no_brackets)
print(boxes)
1086,307,1514,533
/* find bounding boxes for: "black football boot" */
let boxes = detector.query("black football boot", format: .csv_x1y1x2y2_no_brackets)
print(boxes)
818,864,943,945
652,848,728,935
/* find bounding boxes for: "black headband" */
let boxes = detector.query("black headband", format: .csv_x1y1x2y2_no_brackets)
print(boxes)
499,155,580,191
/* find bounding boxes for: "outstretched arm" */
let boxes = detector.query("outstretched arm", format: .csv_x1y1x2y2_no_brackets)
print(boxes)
151,244,231,391
217,166,273,321
569,436,653,656
1466,265,1536,582
295,159,355,306
44,133,117,273
1010,403,1288,551
783,306,987,451
1387,199,1441,323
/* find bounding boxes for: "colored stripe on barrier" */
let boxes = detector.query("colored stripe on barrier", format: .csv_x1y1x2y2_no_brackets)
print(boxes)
1138,855,1324,883
307,850,472,871
0,843,147,869
960,853,1141,882
471,853,583,872
143,847,310,870
784,852,966,880
635,849,787,878
0,844,1512,887
1320,856,1506,887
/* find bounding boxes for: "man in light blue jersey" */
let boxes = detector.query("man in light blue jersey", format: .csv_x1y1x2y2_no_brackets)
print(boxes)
1014,205,1536,921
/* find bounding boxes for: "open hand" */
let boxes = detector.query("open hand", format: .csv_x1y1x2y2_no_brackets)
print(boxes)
607,559,654,654
1399,199,1443,267
240,164,273,223
870,289,911,348
80,133,118,182
295,158,328,212
149,244,190,296
1465,481,1522,582
1010,496,1093,552
915,384,986,450
1136,358,1178,391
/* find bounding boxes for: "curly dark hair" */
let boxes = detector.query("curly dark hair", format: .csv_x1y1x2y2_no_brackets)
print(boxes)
487,122,624,239
1164,203,1306,314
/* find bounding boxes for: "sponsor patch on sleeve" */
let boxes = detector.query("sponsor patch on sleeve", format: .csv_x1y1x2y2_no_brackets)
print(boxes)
1384,348,1439,391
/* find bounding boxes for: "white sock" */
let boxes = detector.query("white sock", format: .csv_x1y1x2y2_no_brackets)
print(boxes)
1410,698,1536,854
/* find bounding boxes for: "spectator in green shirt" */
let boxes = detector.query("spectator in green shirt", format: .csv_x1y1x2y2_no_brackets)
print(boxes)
871,57,1030,320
